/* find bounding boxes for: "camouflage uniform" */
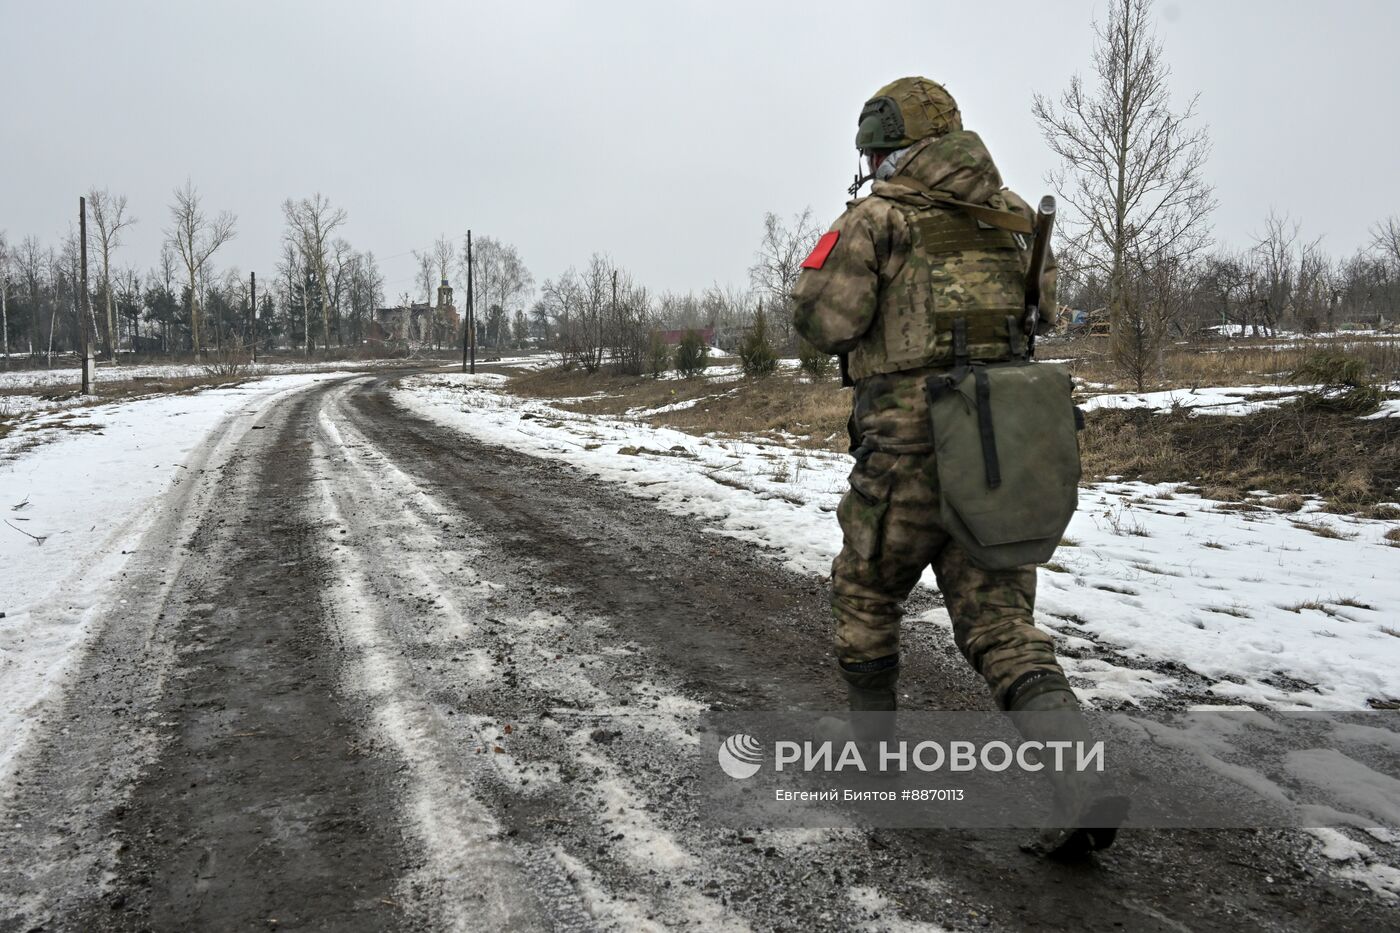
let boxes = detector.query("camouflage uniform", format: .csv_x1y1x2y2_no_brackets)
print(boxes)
794,127,1064,710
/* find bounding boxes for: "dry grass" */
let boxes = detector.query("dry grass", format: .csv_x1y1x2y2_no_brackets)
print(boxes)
1260,493,1306,512
1385,528,1400,548
508,367,851,451
1045,332,1400,390
1289,521,1359,541
1080,405,1400,515
1280,596,1373,618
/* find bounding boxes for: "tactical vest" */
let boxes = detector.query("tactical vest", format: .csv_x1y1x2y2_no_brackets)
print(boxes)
848,198,1028,382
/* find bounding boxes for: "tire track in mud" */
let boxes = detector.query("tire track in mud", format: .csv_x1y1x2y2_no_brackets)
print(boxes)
0,378,412,931
12,384,418,932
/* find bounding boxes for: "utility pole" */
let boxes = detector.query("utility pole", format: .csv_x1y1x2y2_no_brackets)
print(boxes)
462,230,475,374
304,270,311,359
250,270,257,365
79,196,94,395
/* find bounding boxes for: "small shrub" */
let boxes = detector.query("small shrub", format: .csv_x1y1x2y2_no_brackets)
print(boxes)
797,337,835,380
647,333,672,378
675,330,709,378
1289,352,1382,414
740,306,779,378
202,345,250,377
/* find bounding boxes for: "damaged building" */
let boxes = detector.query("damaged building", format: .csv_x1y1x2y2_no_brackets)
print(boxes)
371,279,461,347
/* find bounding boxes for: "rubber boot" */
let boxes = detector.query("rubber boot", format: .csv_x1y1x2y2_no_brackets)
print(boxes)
813,656,899,773
839,656,898,773
1006,672,1129,857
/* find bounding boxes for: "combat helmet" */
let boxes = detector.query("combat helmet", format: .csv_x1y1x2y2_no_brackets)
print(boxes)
855,77,961,151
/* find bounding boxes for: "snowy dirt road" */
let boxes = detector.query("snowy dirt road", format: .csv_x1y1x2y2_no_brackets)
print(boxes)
0,372,1392,932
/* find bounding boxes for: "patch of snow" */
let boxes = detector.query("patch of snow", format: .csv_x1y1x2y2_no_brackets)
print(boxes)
846,886,951,932
1308,828,1400,901
1082,385,1303,416
1364,398,1400,420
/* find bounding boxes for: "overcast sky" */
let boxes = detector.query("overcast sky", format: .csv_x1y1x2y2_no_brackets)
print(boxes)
3,0,1398,301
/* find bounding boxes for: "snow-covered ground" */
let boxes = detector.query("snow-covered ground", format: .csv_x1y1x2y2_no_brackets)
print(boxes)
394,373,1400,711
0,373,347,782
0,356,421,392
1082,384,1304,416
1083,383,1400,418
1206,324,1397,340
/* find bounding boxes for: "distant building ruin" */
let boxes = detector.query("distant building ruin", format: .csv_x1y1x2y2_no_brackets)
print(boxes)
371,279,460,347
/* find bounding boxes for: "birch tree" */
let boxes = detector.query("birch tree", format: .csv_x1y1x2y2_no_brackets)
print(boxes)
88,188,136,361
463,236,534,349
1033,0,1214,382
165,181,236,357
18,237,46,356
0,233,10,361
282,193,347,354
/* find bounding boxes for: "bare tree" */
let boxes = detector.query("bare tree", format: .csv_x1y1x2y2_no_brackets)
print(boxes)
276,238,310,356
462,236,534,349
431,236,456,347
165,180,236,357
1371,217,1400,273
88,188,136,361
749,208,819,349
115,265,143,350
282,193,347,356
328,237,355,345
346,250,384,345
16,237,45,356
430,235,454,284
540,268,597,370
1294,236,1332,333
155,244,178,351
1249,209,1311,335
1033,0,1214,380
413,249,436,306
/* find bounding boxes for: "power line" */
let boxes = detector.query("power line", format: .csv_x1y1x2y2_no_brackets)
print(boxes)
378,231,472,263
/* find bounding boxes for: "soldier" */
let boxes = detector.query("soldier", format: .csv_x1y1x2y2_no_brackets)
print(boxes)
792,77,1122,855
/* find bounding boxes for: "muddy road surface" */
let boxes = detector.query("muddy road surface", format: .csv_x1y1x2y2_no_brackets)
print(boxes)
0,372,1387,932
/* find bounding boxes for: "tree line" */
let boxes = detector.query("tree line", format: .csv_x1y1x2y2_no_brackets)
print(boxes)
0,184,396,364
524,209,821,377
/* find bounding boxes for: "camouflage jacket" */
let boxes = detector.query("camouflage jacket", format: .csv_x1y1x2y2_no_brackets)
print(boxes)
793,130,1057,453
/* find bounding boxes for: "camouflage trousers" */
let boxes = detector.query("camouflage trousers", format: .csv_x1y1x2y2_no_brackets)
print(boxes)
831,449,1063,709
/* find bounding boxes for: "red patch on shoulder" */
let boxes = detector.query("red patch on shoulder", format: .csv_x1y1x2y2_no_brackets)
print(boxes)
801,231,840,270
